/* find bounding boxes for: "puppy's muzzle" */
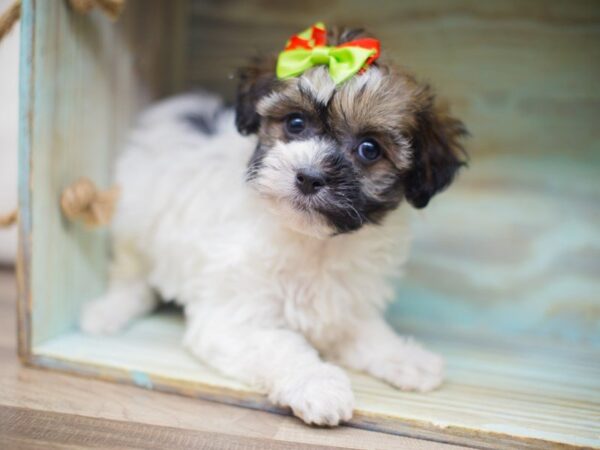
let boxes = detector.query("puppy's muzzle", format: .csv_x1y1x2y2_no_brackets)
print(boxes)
295,168,326,196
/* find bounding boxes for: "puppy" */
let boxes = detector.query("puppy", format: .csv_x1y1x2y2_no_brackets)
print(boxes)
80,25,467,426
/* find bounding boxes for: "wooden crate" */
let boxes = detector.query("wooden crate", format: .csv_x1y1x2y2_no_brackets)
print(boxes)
17,0,600,448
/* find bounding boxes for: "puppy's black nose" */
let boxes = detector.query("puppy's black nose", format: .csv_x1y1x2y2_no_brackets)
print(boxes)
295,169,326,195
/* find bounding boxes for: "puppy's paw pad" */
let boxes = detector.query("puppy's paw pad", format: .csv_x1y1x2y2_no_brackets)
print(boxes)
79,296,131,335
273,364,355,426
381,344,445,392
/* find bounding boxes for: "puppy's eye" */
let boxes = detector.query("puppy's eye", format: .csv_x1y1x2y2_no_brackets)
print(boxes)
286,114,306,134
357,139,381,163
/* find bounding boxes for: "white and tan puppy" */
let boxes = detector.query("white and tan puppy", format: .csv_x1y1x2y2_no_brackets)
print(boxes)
81,26,467,426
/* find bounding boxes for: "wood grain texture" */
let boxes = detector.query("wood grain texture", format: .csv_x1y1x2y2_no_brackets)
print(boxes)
0,270,468,450
183,0,600,160
18,0,185,350
392,154,600,345
31,307,600,449
0,406,338,450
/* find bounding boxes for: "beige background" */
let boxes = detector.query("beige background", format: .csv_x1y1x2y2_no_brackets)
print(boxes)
0,0,18,264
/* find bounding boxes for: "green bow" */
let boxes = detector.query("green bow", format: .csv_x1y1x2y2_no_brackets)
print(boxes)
277,46,377,84
275,23,380,85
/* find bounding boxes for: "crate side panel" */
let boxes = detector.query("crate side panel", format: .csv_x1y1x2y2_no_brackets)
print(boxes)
26,0,181,346
389,154,600,346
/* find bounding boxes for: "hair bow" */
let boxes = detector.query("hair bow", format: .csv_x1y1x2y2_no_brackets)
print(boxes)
276,22,380,85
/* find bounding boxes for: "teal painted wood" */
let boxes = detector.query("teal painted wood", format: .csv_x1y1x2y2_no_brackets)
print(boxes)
389,154,600,347
17,0,34,356
33,311,600,448
18,0,186,348
21,0,111,347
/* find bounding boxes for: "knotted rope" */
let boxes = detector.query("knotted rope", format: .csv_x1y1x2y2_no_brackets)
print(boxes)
0,0,125,229
67,0,125,21
0,178,119,230
0,210,17,227
0,0,20,41
60,178,120,228
0,0,124,40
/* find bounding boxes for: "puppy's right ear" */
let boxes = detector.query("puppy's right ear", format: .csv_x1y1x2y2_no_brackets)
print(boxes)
235,56,277,135
404,87,468,209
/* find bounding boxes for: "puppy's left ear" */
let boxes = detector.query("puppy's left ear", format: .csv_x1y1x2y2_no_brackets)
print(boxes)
235,56,277,135
404,89,468,208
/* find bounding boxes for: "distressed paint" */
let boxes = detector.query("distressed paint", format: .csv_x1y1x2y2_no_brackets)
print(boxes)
18,0,188,348
131,370,154,389
391,155,600,346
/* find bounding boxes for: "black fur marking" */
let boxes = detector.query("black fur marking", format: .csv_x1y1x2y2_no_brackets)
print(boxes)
362,177,405,224
298,82,334,133
183,111,217,135
235,58,278,135
404,108,468,209
245,143,268,182
318,150,407,233
315,152,367,234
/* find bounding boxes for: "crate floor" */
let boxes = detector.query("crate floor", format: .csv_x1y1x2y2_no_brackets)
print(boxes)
34,310,600,449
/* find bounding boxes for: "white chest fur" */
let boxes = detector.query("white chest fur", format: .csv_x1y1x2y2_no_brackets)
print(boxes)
112,95,411,347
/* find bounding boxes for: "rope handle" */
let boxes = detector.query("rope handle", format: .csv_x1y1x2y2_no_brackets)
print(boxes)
67,0,125,21
0,0,20,41
0,210,17,228
0,178,119,230
60,178,119,228
1,0,125,44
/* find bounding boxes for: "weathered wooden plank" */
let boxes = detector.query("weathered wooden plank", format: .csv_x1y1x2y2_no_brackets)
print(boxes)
19,0,186,348
0,405,339,450
33,308,600,449
392,154,600,345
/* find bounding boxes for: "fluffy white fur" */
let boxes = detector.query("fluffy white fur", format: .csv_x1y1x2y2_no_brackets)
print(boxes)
80,92,444,426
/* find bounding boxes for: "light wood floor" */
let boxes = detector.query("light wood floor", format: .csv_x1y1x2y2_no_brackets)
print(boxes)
0,269,468,450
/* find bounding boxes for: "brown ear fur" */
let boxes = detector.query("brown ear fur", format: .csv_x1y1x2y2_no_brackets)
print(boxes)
235,27,373,136
405,88,468,208
235,55,278,135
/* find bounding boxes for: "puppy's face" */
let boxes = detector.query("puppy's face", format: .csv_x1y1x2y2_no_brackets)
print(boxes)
237,28,467,238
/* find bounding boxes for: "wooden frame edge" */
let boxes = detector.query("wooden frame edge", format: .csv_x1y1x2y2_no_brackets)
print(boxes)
25,352,583,450
16,0,35,363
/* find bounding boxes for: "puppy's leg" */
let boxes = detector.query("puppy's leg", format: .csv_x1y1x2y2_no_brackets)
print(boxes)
330,316,444,392
80,240,156,335
184,308,355,426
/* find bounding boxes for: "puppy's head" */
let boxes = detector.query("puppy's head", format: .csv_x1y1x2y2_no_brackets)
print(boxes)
237,26,468,238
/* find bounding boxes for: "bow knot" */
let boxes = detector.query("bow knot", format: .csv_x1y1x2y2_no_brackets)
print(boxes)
310,46,331,65
276,23,380,85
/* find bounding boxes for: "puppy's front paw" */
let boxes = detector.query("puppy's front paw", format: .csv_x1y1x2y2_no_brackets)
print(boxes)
80,296,132,335
271,364,355,426
378,341,445,392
